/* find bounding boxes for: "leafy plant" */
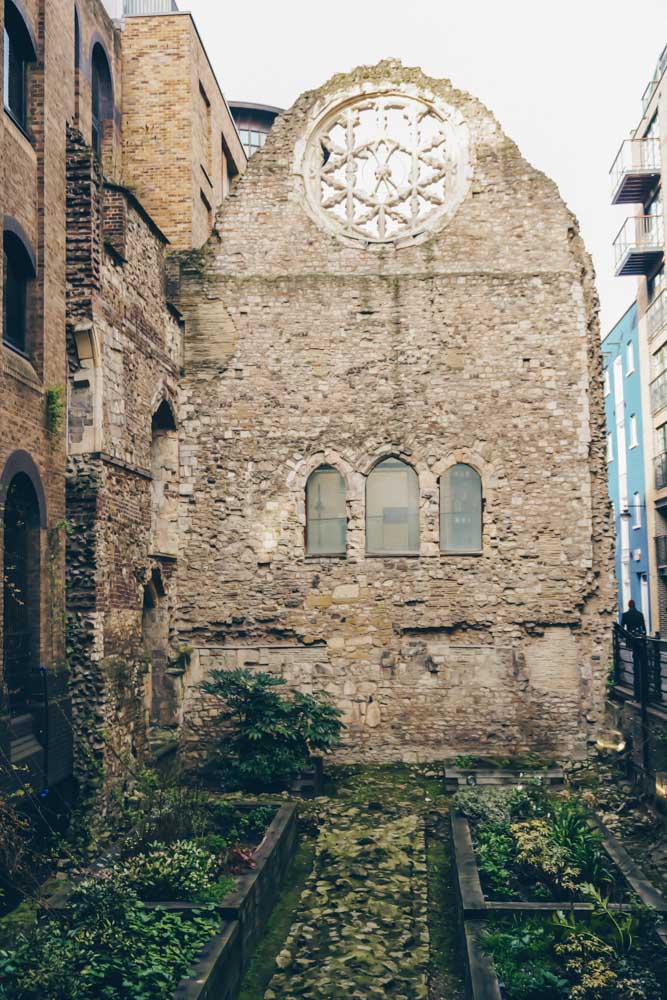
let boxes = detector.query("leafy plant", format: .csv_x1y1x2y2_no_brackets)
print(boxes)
45,386,65,436
200,669,343,790
0,878,220,999
111,840,234,903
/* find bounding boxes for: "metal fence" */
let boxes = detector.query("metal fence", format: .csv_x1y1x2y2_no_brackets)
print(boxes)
612,623,667,705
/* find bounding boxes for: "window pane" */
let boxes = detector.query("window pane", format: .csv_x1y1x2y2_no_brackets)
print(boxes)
306,466,346,554
440,464,482,552
5,28,26,126
366,458,419,553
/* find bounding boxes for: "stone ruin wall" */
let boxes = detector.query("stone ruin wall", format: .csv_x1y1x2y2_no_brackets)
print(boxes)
66,126,183,783
173,61,615,763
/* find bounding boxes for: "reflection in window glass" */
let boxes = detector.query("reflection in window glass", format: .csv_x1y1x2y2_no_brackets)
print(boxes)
366,458,419,554
440,464,482,552
306,466,346,555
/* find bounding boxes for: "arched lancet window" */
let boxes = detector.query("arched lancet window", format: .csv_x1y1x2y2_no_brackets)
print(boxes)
91,42,113,158
306,465,346,555
366,457,419,555
74,9,80,73
3,227,35,354
440,464,483,553
4,1,36,130
3,471,41,719
151,400,178,557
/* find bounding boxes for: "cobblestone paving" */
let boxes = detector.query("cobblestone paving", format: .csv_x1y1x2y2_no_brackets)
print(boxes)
264,768,437,999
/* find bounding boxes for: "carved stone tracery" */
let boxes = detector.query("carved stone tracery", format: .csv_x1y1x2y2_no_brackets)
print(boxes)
299,90,472,246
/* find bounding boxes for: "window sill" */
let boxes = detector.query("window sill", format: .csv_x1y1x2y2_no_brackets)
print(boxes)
365,551,420,558
440,549,483,557
305,553,347,560
2,341,41,389
4,108,34,147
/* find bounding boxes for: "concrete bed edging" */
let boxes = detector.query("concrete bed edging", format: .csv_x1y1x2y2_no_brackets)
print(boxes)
173,801,298,1000
451,809,667,918
444,767,564,791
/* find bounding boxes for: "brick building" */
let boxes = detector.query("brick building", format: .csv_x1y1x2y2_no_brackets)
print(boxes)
0,0,244,792
173,61,615,762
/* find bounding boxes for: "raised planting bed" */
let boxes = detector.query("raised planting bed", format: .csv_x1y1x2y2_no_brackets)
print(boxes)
1,798,296,1000
464,912,667,1000
445,764,563,792
451,784,667,918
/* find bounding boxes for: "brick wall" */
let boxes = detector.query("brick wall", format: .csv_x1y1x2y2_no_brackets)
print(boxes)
121,13,245,250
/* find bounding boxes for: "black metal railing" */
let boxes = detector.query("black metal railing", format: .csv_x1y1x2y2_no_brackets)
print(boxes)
612,623,666,705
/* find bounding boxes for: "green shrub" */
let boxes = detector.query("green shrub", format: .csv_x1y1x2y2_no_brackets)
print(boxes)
200,669,343,790
0,879,220,999
111,840,234,903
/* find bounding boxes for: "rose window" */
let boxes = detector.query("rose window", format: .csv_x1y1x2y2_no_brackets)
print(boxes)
297,91,472,247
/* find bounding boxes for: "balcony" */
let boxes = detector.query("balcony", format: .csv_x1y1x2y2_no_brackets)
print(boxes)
614,215,664,276
652,370,667,413
643,44,667,114
656,451,667,490
610,138,661,205
657,535,667,571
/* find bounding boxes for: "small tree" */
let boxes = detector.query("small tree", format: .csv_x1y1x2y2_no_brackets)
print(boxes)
199,669,342,790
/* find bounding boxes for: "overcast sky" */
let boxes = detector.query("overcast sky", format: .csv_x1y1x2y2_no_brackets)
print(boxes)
186,0,666,336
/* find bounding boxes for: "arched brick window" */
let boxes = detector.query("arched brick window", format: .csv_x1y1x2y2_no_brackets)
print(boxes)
91,41,113,158
440,464,483,553
366,457,419,555
3,224,35,355
2,469,42,721
306,465,346,555
3,0,36,131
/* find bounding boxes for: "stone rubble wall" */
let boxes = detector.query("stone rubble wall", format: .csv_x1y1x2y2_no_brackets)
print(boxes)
172,61,615,762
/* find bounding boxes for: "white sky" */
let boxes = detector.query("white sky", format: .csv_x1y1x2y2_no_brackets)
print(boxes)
186,0,667,336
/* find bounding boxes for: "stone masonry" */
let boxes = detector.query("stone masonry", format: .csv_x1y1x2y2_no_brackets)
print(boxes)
173,61,616,762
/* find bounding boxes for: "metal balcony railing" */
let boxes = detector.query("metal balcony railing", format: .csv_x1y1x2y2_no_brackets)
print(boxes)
614,215,664,276
651,370,667,413
642,44,667,114
656,450,667,490
648,289,667,342
104,0,178,15
610,138,661,205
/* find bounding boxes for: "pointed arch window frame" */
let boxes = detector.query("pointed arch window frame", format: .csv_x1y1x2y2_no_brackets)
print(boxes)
439,463,483,555
305,464,347,557
365,456,420,556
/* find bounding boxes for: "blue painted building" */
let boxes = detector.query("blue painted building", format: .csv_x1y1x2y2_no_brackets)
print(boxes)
603,302,652,628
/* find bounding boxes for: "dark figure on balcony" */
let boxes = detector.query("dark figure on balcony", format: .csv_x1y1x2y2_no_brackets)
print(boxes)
621,599,646,636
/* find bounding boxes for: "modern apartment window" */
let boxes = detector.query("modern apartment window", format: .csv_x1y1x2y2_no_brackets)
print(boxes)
607,434,614,463
604,369,611,397
626,342,635,375
4,2,35,130
440,464,483,553
3,230,34,354
649,264,665,303
656,422,667,456
306,466,346,555
629,414,638,448
654,343,667,378
239,128,267,157
633,492,642,529
366,458,419,554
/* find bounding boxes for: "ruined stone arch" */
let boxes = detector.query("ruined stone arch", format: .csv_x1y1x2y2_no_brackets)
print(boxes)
69,323,102,455
150,397,179,558
434,452,494,555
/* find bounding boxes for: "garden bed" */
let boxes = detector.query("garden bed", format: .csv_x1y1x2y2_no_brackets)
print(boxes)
464,912,667,1000
0,795,296,1000
451,784,667,918
445,766,564,791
